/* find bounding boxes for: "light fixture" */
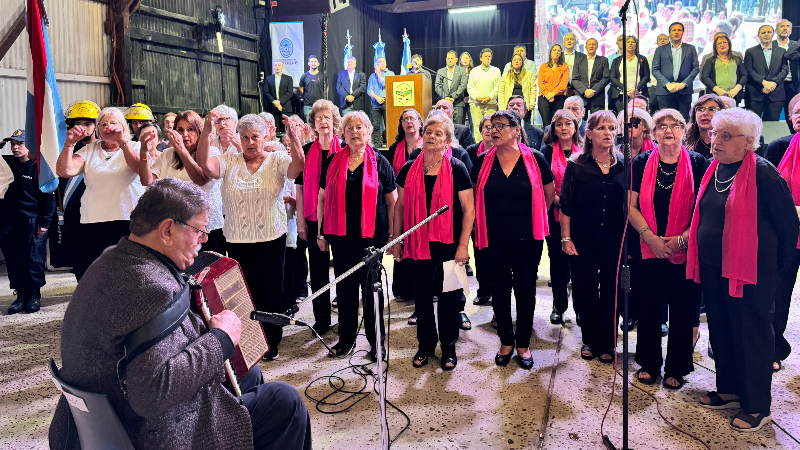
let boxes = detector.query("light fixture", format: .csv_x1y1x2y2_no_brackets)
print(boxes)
448,5,497,14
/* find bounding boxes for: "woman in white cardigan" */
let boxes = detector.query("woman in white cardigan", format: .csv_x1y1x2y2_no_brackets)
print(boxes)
497,53,536,111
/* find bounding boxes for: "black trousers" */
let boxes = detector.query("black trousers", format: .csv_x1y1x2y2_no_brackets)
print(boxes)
784,83,797,131
700,262,775,416
0,217,48,293
774,248,800,361
634,259,694,377
657,93,692,121
283,245,302,311
238,367,313,450
489,239,543,348
472,232,492,298
328,235,385,349
82,220,131,273
545,211,572,314
294,237,309,295
648,86,659,113
538,95,566,127
304,221,331,324
750,99,784,121
392,258,414,299
412,258,461,357
607,88,618,115
370,104,386,148
227,236,286,351
624,255,640,323
571,241,619,354
201,228,227,255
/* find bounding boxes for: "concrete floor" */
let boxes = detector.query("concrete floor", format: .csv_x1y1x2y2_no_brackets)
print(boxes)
1,248,799,450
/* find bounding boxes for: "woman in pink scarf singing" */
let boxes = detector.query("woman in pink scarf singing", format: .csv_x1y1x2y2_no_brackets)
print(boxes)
627,109,708,390
540,109,583,327
390,112,475,370
317,111,397,361
689,108,797,432
470,110,555,370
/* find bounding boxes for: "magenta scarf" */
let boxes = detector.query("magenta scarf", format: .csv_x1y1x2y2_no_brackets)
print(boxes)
323,145,379,238
303,136,341,221
777,133,800,248
403,152,454,260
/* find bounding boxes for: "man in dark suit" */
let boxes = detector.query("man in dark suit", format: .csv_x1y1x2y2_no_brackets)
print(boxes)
336,56,367,114
745,24,789,121
435,50,469,125
563,33,586,99
433,99,475,148
48,178,312,450
776,20,799,128
571,38,610,114
264,61,294,133
506,95,544,150
652,22,700,120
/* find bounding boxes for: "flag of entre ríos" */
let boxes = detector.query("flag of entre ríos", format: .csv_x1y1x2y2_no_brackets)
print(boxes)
373,29,385,68
25,0,66,194
400,29,411,75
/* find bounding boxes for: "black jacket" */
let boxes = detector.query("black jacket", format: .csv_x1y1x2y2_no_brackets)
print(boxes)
610,54,650,99
0,157,55,228
700,56,748,102
264,73,295,114
744,44,789,102
571,55,610,109
454,124,476,148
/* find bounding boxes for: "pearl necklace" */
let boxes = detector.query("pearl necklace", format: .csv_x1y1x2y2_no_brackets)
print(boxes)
714,164,738,193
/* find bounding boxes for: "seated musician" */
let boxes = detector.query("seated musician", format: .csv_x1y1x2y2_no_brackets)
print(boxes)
48,178,312,450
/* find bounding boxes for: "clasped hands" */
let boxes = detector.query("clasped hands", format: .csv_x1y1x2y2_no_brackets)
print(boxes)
665,82,687,93
643,232,682,259
762,80,777,94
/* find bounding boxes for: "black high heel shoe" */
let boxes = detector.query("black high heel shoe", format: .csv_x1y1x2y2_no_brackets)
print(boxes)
495,351,513,366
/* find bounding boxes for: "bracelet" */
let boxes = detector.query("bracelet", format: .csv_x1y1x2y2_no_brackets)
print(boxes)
637,225,651,236
316,235,326,241
561,237,572,242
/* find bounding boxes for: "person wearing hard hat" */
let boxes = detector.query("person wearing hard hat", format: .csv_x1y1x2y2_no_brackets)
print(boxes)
61,100,100,280
125,103,155,141
1,130,56,314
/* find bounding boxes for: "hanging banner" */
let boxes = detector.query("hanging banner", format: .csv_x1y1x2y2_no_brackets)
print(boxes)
269,22,304,87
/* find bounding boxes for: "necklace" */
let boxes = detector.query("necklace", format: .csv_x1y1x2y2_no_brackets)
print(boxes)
658,161,677,176
714,164,739,193
595,158,610,168
423,156,444,174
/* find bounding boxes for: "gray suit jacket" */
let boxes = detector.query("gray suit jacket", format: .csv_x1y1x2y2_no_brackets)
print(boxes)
49,238,252,450
435,66,468,105
652,42,700,96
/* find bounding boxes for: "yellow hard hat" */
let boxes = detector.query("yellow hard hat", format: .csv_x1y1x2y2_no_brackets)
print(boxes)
66,100,100,120
125,103,154,121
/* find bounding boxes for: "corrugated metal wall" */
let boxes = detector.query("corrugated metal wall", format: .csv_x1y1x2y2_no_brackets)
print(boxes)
0,0,111,151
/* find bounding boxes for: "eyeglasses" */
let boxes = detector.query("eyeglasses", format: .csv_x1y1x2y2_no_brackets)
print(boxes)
315,115,333,122
173,219,210,237
483,123,515,132
401,117,419,123
345,125,365,133
214,117,232,125
98,121,121,128
708,130,745,142
657,124,684,132
695,106,720,113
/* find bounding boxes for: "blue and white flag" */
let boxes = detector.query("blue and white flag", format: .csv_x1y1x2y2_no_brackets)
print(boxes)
25,0,66,194
400,29,411,75
344,29,354,69
269,21,305,86
373,29,385,68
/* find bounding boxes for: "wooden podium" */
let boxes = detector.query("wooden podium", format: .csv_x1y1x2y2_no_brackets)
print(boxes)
385,74,432,142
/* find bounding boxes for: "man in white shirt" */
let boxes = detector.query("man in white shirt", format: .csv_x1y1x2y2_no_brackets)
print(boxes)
572,38,610,114
563,33,587,98
502,45,537,75
335,57,367,114
467,48,502,142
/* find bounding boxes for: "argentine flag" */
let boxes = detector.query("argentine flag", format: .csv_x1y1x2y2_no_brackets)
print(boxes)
400,31,412,75
25,0,66,194
373,30,385,68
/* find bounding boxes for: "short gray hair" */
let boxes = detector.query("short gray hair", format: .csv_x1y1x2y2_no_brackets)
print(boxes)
711,108,762,151
423,110,455,141
98,107,132,141
341,111,373,139
565,96,585,109
130,178,210,237
237,114,267,136
258,112,275,127
211,104,238,123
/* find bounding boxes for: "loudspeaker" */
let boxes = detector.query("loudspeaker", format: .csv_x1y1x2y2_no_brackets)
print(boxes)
271,0,331,16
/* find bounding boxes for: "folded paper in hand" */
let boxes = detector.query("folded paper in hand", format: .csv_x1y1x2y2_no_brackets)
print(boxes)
442,260,470,297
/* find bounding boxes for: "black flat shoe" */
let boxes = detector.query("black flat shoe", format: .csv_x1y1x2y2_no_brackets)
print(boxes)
636,368,658,385
495,351,513,366
7,297,26,315
598,353,614,364
620,318,637,332
441,355,458,371
550,307,564,325
662,375,685,390
407,312,418,325
412,351,430,368
516,354,533,370
473,294,491,306
263,348,279,361
327,342,351,358
311,321,331,337
459,312,472,330
580,345,595,360
24,297,40,313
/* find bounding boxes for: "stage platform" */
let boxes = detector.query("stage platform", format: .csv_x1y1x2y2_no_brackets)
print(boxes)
1,246,799,449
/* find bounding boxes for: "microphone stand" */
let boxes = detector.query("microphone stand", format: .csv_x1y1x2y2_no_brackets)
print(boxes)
255,205,451,450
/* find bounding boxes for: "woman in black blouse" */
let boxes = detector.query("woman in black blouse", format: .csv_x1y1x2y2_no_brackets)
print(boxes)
559,110,625,363
629,108,708,389
609,36,650,113
387,108,423,320
685,94,727,159
541,109,583,326
471,110,555,369
391,113,475,370
317,111,398,359
296,99,342,335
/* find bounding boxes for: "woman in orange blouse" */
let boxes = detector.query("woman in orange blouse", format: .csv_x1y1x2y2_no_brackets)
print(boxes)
537,45,569,126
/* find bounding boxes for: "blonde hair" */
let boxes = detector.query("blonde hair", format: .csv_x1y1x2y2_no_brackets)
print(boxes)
98,107,132,141
341,111,374,140
308,99,342,134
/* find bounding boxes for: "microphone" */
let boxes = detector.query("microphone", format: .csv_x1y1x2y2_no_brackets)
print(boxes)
250,311,308,327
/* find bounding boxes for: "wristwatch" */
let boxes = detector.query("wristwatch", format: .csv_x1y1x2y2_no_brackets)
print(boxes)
317,235,326,241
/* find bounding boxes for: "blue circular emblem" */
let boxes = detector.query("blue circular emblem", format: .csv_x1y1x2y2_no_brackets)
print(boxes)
279,38,293,58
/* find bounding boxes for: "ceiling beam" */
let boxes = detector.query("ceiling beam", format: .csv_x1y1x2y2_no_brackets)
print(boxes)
0,9,26,62
373,0,525,13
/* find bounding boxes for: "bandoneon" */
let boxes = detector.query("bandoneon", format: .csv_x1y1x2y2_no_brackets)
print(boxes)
184,252,268,396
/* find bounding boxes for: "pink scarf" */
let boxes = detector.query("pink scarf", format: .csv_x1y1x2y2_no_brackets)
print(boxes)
639,145,695,264
777,133,800,248
403,152,454,260
643,139,656,151
475,144,549,249
550,140,578,222
477,141,494,156
392,137,422,175
686,151,758,298
303,136,341,221
323,145,379,238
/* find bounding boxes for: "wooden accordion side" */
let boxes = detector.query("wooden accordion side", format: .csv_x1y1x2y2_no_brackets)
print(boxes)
184,252,269,396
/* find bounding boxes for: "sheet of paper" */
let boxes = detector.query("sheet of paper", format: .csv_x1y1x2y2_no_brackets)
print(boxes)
442,260,470,298
64,392,88,412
